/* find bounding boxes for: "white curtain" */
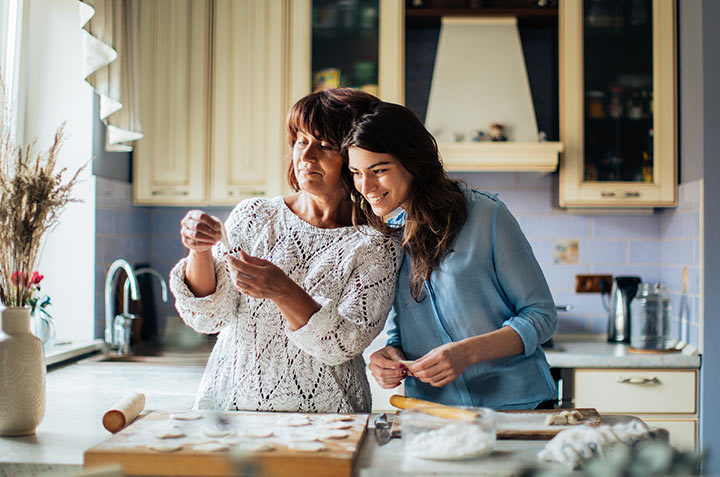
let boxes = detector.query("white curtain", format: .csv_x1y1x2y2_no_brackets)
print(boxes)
79,0,142,151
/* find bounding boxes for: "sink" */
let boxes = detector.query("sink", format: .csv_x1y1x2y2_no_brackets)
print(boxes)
81,341,213,366
85,352,209,366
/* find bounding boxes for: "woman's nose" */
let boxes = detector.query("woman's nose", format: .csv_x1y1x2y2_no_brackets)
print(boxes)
358,175,376,195
299,142,318,162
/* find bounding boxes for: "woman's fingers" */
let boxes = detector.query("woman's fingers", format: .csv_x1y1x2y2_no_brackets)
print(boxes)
180,211,222,251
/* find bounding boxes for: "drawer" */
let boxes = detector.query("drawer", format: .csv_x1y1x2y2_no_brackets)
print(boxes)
643,418,697,450
574,369,696,414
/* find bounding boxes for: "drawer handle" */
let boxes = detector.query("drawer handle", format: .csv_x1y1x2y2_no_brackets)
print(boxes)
616,376,660,385
601,191,641,199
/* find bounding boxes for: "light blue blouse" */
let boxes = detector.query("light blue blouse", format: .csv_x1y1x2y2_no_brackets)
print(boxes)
386,188,557,410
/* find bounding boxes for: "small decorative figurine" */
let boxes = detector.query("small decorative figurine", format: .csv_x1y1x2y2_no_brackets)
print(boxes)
489,123,507,141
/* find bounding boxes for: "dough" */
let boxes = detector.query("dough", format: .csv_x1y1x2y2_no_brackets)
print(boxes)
279,416,311,427
193,442,230,452
287,432,320,442
322,430,350,439
203,428,236,438
325,422,352,430
545,410,584,426
149,442,183,452
236,442,275,452
318,415,354,423
170,412,203,421
153,426,186,439
288,441,327,452
241,429,274,438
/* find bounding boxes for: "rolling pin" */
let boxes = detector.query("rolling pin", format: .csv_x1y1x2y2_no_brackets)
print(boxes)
102,392,146,433
389,394,479,420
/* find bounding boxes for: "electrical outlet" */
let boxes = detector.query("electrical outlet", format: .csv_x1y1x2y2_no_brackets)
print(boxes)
575,274,612,293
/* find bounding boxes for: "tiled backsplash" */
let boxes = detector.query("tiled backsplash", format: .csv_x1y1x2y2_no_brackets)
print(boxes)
95,174,702,348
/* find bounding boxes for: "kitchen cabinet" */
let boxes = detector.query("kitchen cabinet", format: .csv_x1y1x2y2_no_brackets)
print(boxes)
288,0,404,105
574,368,697,450
134,0,290,205
558,0,677,208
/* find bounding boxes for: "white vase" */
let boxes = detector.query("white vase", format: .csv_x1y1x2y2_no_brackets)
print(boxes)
0,306,46,436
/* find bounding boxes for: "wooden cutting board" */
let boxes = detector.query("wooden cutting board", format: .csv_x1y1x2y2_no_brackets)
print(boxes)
84,411,368,477
496,408,603,439
390,408,603,441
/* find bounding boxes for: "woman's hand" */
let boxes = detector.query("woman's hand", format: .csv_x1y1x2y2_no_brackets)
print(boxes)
180,210,222,254
406,341,471,388
226,251,293,299
368,346,407,389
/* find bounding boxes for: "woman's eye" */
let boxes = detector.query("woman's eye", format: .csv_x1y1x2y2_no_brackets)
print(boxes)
373,169,387,174
320,144,335,151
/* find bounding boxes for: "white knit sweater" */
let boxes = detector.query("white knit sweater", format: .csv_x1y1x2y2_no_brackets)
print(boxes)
170,197,401,413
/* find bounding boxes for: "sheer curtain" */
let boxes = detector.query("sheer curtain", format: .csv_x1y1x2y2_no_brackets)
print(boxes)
79,0,142,151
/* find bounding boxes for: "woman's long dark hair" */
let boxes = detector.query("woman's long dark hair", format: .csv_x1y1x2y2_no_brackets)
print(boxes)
342,103,468,300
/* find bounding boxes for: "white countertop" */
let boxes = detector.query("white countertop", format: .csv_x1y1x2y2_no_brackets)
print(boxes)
0,337,700,476
545,339,701,369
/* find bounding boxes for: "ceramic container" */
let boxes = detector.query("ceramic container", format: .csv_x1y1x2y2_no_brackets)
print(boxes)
0,306,46,436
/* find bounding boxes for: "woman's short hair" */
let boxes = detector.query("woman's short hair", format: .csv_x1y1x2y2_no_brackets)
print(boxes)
285,88,379,191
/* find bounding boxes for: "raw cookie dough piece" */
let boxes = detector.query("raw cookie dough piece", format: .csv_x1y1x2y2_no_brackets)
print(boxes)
150,442,183,452
279,416,311,427
242,429,274,438
236,442,275,452
153,426,186,439
287,432,320,442
203,428,236,438
325,422,352,430
322,430,350,439
288,441,327,452
545,410,584,426
318,415,354,423
170,412,203,421
193,442,230,452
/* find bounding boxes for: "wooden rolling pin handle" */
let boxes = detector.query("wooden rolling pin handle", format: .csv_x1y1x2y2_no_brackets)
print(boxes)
389,394,479,420
102,392,146,433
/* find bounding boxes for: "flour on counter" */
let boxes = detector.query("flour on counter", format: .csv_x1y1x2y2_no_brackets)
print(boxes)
406,423,493,460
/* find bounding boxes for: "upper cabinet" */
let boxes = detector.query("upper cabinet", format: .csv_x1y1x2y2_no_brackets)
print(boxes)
134,0,290,206
288,0,404,105
559,0,677,208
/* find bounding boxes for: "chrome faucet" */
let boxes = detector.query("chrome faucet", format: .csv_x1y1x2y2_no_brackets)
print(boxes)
104,259,140,351
114,267,169,355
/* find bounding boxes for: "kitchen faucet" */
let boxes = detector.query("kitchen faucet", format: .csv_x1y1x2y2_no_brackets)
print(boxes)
104,259,140,352
115,267,169,355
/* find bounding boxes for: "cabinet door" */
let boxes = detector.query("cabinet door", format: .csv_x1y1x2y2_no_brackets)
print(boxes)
288,0,403,105
559,0,676,207
643,418,697,450
134,0,211,205
209,0,290,206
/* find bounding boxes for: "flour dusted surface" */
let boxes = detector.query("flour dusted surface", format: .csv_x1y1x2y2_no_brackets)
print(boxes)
170,197,401,413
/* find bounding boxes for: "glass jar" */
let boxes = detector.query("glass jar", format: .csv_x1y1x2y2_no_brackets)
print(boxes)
630,282,673,350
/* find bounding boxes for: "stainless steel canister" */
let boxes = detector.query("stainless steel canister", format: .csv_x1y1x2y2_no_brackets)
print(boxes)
630,282,673,350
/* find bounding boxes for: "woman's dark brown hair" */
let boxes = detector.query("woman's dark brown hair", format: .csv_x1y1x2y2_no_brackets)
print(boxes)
342,102,468,301
285,88,380,192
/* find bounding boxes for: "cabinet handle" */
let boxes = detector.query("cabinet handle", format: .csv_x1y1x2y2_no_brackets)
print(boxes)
227,190,266,197
616,376,660,385
151,189,189,196
601,191,641,199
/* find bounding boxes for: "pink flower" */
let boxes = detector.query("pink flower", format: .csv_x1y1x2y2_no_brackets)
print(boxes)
31,271,43,286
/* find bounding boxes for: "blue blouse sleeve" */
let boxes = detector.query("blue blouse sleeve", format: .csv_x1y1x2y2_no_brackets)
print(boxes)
385,306,401,348
492,201,557,356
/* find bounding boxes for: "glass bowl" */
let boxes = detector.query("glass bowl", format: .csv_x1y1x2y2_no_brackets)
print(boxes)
399,406,496,460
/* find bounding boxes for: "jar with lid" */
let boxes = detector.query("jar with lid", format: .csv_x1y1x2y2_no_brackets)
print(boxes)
630,282,673,350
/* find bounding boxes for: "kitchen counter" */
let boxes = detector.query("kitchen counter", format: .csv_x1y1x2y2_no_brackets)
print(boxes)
0,337,696,476
545,339,701,369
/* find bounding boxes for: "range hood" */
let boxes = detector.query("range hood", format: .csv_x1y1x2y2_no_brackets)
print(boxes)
425,17,562,172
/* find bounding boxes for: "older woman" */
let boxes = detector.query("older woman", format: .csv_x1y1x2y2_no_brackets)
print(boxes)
169,89,401,413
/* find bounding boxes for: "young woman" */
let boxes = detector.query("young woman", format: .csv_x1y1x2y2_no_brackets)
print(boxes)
343,102,557,410
170,89,401,413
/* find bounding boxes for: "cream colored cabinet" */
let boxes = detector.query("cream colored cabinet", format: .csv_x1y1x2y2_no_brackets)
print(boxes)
134,0,211,205
134,0,290,206
288,0,404,106
574,369,698,450
559,0,677,208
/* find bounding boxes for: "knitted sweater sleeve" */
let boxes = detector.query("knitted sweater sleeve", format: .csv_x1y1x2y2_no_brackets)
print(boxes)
286,233,402,366
169,203,249,334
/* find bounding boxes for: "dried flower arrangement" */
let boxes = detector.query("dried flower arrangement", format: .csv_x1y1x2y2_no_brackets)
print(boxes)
0,80,86,308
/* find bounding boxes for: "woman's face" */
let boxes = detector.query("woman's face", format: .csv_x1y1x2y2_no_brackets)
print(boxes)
292,131,344,196
347,147,413,217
